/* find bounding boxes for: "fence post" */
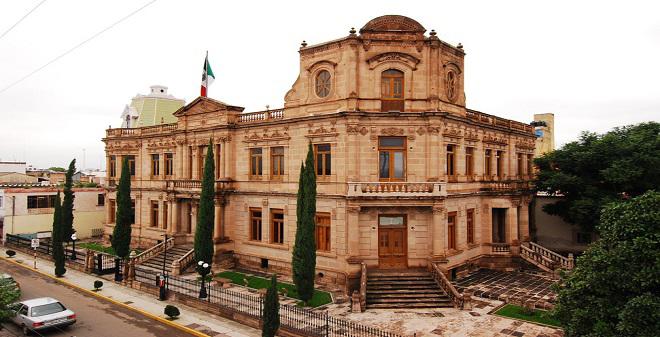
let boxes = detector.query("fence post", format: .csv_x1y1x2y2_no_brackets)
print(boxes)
325,312,329,337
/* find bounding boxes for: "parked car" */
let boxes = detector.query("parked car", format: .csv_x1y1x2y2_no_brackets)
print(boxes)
9,297,76,335
0,273,20,293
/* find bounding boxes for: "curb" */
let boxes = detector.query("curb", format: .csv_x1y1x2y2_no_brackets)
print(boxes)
0,255,210,337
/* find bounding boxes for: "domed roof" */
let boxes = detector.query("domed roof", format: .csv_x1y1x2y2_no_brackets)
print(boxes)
360,15,426,34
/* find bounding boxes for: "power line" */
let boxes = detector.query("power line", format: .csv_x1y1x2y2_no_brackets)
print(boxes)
0,0,48,42
0,0,158,96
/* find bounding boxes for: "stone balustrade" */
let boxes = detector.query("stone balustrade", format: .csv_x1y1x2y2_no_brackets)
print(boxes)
236,108,284,123
490,242,511,253
347,181,447,197
105,123,178,138
165,179,234,192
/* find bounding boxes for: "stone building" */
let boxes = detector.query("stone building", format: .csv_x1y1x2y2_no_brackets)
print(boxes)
102,15,535,291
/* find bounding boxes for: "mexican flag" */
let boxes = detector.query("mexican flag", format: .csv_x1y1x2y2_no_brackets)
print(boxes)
200,53,215,97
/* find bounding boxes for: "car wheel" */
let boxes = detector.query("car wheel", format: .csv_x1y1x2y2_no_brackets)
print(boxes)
21,325,30,336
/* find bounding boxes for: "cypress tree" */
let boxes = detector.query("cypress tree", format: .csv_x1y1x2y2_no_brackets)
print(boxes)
194,140,215,269
261,274,280,337
61,159,76,242
292,142,317,304
52,192,66,277
111,157,132,258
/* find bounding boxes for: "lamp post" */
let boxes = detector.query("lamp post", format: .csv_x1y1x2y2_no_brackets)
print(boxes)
161,234,168,275
70,233,77,260
197,260,210,299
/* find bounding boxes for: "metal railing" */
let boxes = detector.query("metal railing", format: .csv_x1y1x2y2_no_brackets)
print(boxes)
430,263,464,309
4,234,85,266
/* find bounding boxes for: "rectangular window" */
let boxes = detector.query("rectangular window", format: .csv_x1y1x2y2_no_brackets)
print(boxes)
215,144,221,179
197,146,207,178
378,137,406,181
109,200,116,223
187,147,193,179
27,195,57,209
315,213,331,251
249,208,262,241
517,153,524,177
485,150,492,177
126,155,136,176
448,211,457,250
527,154,534,175
165,153,174,176
163,202,168,229
97,193,105,206
270,209,284,244
467,209,475,244
250,148,263,178
496,151,504,178
150,201,159,227
314,144,332,176
151,154,160,176
466,147,474,176
130,200,136,224
109,156,117,177
271,147,285,179
447,144,456,177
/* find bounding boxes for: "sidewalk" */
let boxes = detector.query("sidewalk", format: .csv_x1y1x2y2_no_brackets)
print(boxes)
2,249,260,337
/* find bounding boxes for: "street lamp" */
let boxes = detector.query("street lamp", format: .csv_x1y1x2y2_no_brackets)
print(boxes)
197,260,210,299
70,232,77,260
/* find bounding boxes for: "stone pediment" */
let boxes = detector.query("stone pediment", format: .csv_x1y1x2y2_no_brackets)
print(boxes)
367,52,420,70
360,15,426,34
173,96,244,117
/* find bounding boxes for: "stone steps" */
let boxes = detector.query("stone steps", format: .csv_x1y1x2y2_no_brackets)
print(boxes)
366,269,453,309
138,245,193,273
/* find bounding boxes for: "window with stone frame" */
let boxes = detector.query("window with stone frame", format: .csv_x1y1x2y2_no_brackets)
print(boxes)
249,208,262,241
214,144,221,179
315,212,331,252
447,144,456,179
165,153,174,176
381,69,404,112
97,193,105,206
315,70,331,98
249,148,263,179
151,154,160,177
467,209,475,244
496,151,504,178
109,155,117,177
150,201,159,227
517,153,524,178
527,154,534,175
314,143,331,177
465,147,474,178
379,137,406,181
270,209,284,244
270,147,285,180
448,211,457,250
126,155,136,177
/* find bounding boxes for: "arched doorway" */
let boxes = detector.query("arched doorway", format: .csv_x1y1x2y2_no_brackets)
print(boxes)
381,69,404,112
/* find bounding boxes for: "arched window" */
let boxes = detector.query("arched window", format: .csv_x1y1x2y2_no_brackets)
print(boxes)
381,69,404,111
446,70,457,102
315,70,331,98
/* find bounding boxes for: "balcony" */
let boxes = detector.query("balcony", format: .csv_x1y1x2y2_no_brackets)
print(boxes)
105,123,178,138
166,179,234,193
480,180,533,192
347,182,447,198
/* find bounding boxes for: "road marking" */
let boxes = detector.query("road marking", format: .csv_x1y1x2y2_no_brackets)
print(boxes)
0,256,210,337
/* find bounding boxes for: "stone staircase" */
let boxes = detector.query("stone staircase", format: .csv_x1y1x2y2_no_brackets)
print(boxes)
520,241,574,273
138,245,193,273
366,270,453,309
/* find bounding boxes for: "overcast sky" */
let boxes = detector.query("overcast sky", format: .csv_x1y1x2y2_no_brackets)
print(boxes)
1,0,658,170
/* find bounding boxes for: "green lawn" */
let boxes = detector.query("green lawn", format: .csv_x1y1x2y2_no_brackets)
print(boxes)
214,271,333,308
494,304,561,327
78,242,117,255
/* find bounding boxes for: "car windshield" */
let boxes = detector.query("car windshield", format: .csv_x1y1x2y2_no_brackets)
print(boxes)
30,302,66,317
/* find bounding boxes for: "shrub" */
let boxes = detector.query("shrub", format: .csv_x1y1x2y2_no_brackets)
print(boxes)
164,305,180,320
93,280,103,291
5,250,16,258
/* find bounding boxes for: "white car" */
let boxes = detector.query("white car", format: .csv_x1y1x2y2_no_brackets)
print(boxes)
10,297,76,335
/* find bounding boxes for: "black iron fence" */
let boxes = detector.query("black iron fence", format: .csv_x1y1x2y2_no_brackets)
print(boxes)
5,234,85,265
133,265,404,337
93,252,122,275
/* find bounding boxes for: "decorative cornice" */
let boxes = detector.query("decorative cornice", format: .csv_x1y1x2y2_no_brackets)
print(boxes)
367,52,421,70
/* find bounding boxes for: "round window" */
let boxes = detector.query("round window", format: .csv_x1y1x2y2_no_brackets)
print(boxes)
315,70,331,98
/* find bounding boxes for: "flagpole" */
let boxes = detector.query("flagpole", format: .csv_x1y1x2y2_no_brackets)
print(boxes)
205,50,208,97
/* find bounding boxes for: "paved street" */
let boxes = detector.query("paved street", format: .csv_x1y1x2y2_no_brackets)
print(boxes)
0,259,193,337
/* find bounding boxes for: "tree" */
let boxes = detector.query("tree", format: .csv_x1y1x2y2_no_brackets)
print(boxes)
535,122,660,232
0,278,20,326
61,159,76,241
553,191,660,337
262,274,280,337
111,157,132,258
52,191,66,277
48,167,66,172
194,140,215,270
292,142,317,304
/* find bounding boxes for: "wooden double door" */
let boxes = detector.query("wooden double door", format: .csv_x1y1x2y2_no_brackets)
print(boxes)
378,215,407,268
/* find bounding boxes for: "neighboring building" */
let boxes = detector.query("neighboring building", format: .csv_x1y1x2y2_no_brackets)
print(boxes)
102,15,536,289
533,194,595,254
0,187,105,240
120,85,185,128
0,172,39,184
533,113,554,157
0,161,27,174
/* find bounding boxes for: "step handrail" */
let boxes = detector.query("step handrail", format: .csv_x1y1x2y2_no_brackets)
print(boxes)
520,244,554,272
172,248,195,276
528,242,574,270
133,237,174,265
431,263,464,309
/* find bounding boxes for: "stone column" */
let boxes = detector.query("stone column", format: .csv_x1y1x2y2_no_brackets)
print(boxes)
171,199,180,234
432,205,446,257
213,200,223,242
518,202,530,242
347,126,358,180
191,147,199,180
429,128,440,181
219,142,226,179
223,141,231,179
507,205,519,244
167,198,175,233
346,206,360,258
190,202,198,235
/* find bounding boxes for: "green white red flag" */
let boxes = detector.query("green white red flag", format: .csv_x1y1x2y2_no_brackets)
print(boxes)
201,52,215,97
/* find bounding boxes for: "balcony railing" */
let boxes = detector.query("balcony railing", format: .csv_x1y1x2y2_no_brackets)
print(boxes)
236,108,284,123
490,242,511,253
466,110,534,133
105,123,178,138
347,182,446,197
480,180,533,192
166,179,233,191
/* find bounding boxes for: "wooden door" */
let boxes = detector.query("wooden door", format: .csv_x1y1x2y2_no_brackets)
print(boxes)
378,215,407,268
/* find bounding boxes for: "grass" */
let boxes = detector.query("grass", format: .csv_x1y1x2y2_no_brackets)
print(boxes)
78,242,116,255
494,304,561,327
215,271,333,308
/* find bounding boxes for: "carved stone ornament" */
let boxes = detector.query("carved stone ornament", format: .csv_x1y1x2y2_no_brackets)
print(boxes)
367,52,421,70
347,205,361,214
432,205,445,215
416,127,426,136
464,129,480,141
427,126,440,134
147,139,177,149
360,127,369,136
243,128,290,143
483,133,508,146
381,127,404,136
347,125,360,134
515,138,535,150
442,127,463,138
307,124,338,136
